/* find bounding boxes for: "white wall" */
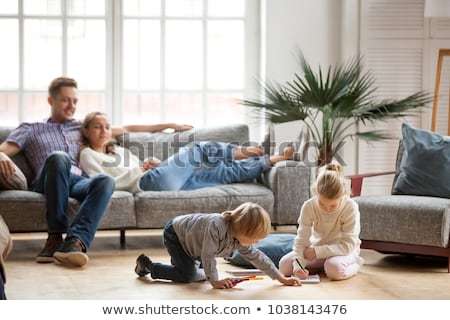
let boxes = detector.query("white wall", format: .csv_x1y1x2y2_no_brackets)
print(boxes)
258,0,359,172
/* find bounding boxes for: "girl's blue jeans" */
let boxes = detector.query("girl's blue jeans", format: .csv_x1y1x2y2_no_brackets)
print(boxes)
139,141,271,191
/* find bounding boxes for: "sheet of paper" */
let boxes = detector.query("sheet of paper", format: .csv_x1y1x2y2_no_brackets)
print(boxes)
226,269,321,283
225,269,265,276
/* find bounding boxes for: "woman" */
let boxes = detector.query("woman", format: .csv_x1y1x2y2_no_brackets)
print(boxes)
79,112,294,193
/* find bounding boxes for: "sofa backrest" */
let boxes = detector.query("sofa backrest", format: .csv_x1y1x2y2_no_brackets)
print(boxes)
0,124,251,183
115,124,250,161
0,127,36,185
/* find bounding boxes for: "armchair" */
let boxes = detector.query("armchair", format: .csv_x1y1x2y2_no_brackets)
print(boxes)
347,132,450,272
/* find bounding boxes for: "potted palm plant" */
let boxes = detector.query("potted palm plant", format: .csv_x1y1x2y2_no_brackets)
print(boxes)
241,52,432,167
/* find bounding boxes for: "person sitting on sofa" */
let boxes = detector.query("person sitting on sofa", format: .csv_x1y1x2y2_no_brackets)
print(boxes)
78,112,295,192
0,77,192,267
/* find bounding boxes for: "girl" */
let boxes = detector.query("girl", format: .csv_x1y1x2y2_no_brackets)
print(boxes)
279,161,363,281
78,112,294,192
135,202,302,289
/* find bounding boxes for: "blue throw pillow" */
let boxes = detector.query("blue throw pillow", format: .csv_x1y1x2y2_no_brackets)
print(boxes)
224,233,295,268
392,123,450,198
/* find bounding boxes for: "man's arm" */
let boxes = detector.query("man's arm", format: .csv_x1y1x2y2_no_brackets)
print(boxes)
111,123,193,138
0,141,20,157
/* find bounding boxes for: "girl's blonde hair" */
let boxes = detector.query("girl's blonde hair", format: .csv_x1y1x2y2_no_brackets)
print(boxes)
311,161,348,199
222,202,271,239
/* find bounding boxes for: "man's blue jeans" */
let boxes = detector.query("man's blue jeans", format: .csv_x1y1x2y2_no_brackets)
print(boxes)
139,142,271,191
33,151,115,250
0,271,6,300
151,220,199,283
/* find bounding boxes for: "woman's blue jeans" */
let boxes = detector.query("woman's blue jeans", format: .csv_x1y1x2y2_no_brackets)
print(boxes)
139,142,271,191
151,220,199,283
33,151,115,250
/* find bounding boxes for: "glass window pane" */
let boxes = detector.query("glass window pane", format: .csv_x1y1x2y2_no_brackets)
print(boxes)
0,20,19,89
122,93,161,124
166,93,202,127
0,94,19,126
123,0,160,17
208,0,245,17
166,0,202,17
207,93,245,127
23,0,61,15
67,19,105,90
166,21,202,90
68,0,105,16
208,21,244,89
24,19,62,89
23,93,49,122
123,20,160,90
76,93,105,119
0,0,17,14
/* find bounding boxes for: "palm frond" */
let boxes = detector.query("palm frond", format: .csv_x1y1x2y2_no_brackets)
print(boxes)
239,50,432,165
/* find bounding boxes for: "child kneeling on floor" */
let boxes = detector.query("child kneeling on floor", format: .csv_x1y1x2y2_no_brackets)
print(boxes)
135,202,301,289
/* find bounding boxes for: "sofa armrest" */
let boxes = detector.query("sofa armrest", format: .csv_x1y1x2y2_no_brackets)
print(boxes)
263,160,311,225
346,171,396,197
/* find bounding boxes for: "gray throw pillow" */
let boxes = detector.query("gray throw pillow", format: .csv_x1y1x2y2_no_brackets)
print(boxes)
224,233,295,268
392,123,450,198
0,153,28,190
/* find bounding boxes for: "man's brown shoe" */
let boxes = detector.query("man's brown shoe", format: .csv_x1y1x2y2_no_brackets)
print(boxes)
54,237,89,267
36,233,63,263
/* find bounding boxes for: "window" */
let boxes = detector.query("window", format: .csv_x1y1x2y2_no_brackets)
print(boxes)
0,0,257,128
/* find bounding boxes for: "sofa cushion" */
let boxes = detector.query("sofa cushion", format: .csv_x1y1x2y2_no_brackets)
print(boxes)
225,233,295,268
0,127,35,187
0,153,27,190
71,191,136,229
134,183,274,228
392,123,450,198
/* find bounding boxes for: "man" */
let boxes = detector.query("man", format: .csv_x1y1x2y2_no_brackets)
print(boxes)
0,77,192,267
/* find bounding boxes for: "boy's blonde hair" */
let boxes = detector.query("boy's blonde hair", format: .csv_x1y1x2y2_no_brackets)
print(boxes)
311,161,348,200
222,202,271,239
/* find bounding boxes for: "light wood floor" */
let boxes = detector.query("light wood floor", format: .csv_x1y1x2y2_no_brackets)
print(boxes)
4,228,450,300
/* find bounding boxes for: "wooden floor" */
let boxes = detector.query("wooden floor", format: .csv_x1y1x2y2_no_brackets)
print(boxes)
4,228,450,300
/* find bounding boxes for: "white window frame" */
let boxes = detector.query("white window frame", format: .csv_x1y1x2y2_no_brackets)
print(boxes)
0,0,260,131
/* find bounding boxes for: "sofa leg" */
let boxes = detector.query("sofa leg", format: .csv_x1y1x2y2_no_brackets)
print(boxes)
120,229,126,249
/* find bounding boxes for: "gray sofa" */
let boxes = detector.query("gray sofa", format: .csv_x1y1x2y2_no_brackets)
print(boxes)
0,124,310,244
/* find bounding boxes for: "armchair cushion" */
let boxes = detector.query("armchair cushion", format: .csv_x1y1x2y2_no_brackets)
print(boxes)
392,123,450,198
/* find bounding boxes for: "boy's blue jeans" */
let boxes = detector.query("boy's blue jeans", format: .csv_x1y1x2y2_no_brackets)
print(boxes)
139,141,271,191
151,220,200,283
33,151,115,250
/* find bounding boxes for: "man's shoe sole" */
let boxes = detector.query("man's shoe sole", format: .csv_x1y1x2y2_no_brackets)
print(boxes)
36,256,55,263
54,251,89,267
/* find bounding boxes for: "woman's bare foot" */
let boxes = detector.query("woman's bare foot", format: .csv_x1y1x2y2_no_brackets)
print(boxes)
269,145,294,165
235,146,264,160
284,145,295,160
